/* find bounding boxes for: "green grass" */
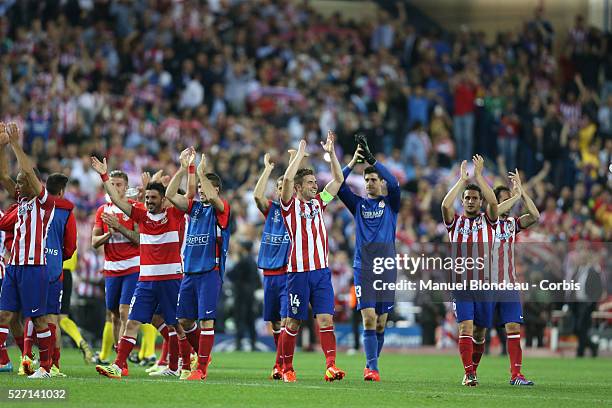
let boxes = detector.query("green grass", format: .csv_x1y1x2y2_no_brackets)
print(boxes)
0,348,611,408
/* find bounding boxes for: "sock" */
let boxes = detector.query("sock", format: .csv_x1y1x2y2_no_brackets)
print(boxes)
319,326,337,368
99,322,114,361
142,324,157,359
53,346,61,369
274,328,284,367
36,328,53,372
23,319,35,358
0,326,8,360
458,335,474,375
114,336,136,368
507,333,522,378
197,328,215,372
0,341,8,365
158,339,168,366
167,329,178,371
376,331,385,357
184,324,199,353
472,339,485,373
48,323,58,368
281,327,298,373
14,335,25,355
59,317,83,346
179,337,191,370
363,329,378,371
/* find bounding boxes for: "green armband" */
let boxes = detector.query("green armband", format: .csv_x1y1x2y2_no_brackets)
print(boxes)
320,189,334,204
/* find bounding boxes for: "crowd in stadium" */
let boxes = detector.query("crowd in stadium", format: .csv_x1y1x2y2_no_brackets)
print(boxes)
0,0,609,349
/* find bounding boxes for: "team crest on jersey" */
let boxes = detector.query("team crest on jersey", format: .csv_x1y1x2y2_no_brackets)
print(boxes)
18,202,34,215
292,306,298,315
273,209,281,223
506,220,514,232
378,201,385,208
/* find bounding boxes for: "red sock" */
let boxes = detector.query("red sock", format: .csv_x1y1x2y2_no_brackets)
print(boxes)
281,327,298,373
319,326,337,368
0,326,8,356
178,337,191,370
184,324,199,354
36,328,53,372
48,323,58,368
114,336,136,368
197,328,214,372
23,320,35,358
274,328,284,367
168,330,179,371
472,339,485,373
507,333,522,377
158,339,168,366
0,343,8,365
14,335,25,355
458,335,474,375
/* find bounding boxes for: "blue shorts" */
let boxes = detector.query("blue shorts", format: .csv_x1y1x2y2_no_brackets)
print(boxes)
286,268,335,320
263,274,288,321
105,273,139,310
495,292,523,325
176,271,222,321
354,268,394,315
452,298,495,328
46,275,63,315
0,265,49,318
128,279,181,325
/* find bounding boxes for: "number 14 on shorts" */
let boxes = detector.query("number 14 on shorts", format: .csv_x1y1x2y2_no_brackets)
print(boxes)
289,293,300,315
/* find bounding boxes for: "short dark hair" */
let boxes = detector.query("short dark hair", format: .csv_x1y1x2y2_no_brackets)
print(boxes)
109,170,128,183
205,173,222,191
145,182,166,196
463,183,482,199
46,173,69,195
294,168,314,185
363,166,380,178
493,185,511,202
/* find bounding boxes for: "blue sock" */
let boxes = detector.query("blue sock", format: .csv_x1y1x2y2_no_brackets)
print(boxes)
376,331,385,357
363,330,378,371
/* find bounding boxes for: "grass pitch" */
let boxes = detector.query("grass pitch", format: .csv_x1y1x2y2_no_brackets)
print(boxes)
0,348,610,408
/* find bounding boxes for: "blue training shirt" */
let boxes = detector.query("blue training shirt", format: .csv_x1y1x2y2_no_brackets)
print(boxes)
257,200,290,270
183,199,231,277
337,162,400,269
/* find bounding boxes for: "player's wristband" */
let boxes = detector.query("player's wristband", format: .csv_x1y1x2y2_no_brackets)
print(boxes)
101,173,109,182
188,165,196,174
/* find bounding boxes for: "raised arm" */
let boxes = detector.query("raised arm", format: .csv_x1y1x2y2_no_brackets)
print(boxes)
7,123,42,195
441,160,469,224
166,147,194,212
0,141,15,198
91,157,132,217
509,169,540,228
282,140,307,204
321,130,344,197
375,161,401,211
473,154,498,221
254,153,274,214
196,153,224,212
186,160,196,200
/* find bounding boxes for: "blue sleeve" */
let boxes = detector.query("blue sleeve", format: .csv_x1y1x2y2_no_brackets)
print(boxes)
337,166,359,215
375,162,401,213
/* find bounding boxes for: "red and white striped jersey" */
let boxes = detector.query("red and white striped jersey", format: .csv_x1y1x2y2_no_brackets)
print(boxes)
94,201,140,277
130,206,186,281
445,212,498,282
10,189,56,266
491,217,523,284
0,209,5,279
280,194,329,273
